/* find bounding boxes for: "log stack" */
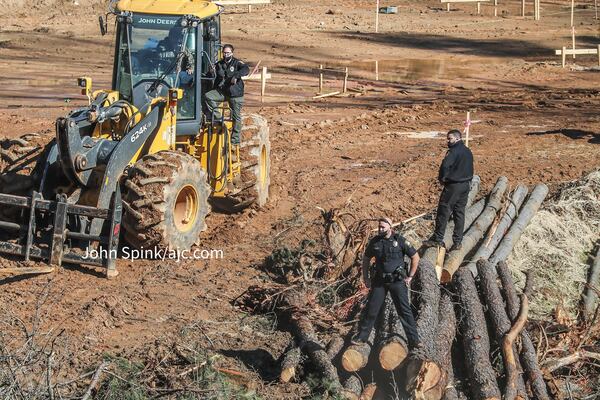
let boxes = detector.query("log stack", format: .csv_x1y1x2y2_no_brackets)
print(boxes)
242,177,556,399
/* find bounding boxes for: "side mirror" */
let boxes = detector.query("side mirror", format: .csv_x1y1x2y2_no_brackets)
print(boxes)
99,15,107,36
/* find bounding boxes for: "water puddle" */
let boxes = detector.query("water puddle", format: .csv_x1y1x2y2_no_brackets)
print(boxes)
327,58,473,81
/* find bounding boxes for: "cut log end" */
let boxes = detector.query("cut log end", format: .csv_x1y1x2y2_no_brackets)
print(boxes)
280,367,296,383
342,375,362,400
378,341,408,370
415,361,443,393
342,344,370,372
405,357,442,394
340,391,360,400
360,383,377,400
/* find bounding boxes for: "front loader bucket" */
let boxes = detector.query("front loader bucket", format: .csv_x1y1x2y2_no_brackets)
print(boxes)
0,189,122,278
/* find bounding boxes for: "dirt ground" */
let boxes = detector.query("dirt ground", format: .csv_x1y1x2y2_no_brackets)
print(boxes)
0,0,599,398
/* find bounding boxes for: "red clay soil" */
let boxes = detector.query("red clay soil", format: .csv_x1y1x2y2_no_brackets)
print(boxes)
0,0,598,397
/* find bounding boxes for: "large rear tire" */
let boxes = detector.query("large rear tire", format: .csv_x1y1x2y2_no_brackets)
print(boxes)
218,113,270,212
122,151,211,251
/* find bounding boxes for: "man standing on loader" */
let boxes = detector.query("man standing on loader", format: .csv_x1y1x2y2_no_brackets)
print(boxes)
352,217,421,350
204,44,249,152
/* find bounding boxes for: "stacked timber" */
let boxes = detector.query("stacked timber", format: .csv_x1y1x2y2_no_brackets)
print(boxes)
254,177,553,399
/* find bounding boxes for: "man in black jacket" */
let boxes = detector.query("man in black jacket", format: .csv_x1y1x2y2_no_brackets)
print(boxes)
424,130,474,251
204,44,249,146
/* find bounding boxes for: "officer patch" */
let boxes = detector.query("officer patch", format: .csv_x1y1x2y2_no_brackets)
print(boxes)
230,66,234,72
393,241,398,247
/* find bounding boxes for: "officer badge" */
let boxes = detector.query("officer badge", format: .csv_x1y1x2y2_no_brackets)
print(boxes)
230,66,234,72
393,241,398,247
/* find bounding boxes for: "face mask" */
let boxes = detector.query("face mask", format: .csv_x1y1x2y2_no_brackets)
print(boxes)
224,53,232,60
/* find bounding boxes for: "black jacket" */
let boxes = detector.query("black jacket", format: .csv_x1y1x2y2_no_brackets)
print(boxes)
438,140,474,184
364,233,417,274
215,56,249,98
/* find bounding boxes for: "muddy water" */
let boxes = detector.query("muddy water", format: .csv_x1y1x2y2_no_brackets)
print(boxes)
334,58,473,81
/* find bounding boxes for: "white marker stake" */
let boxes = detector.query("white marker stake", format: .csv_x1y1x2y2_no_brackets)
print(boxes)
375,0,380,33
261,66,267,101
571,0,575,26
464,111,471,148
572,26,576,59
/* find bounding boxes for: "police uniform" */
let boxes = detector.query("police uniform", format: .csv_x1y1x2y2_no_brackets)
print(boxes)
431,140,474,247
355,232,420,347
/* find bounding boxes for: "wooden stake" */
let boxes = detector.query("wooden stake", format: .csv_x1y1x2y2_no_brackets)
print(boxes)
494,0,497,17
521,0,525,16
318,64,323,93
375,60,379,81
447,2,450,11
596,0,598,19
260,66,267,102
572,26,576,59
375,0,380,33
464,111,471,147
562,46,566,67
534,0,539,20
313,91,340,99
0,267,54,275
477,2,481,14
343,67,348,93
248,4,251,12
571,0,574,26
597,44,600,66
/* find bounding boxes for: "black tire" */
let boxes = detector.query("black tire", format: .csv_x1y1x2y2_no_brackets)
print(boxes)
121,151,211,251
224,113,271,212
0,132,50,221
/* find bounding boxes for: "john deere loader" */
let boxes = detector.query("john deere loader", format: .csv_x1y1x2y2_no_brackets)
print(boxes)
0,0,270,277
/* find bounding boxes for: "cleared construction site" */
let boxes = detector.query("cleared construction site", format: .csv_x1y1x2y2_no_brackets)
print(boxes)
0,0,599,399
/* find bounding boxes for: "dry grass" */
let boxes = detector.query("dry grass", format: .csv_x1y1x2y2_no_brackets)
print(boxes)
509,169,600,319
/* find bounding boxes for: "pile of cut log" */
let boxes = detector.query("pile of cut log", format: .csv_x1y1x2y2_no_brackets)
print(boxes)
237,176,565,399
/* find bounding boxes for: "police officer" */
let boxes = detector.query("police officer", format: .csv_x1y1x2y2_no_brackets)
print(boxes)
424,129,474,251
352,217,421,348
204,44,249,150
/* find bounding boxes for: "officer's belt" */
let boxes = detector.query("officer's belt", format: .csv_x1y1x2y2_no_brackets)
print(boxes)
374,266,406,283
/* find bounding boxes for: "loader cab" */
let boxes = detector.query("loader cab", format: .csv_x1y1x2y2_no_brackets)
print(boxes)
112,12,221,135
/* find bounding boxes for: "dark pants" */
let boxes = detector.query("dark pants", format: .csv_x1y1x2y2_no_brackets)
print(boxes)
204,90,244,145
432,181,470,245
357,280,420,347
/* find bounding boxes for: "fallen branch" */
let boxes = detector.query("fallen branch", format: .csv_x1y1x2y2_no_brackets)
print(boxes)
81,361,110,400
542,350,600,373
497,262,550,400
501,272,531,400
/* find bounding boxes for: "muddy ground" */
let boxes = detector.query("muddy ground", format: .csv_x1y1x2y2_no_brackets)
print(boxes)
0,0,599,398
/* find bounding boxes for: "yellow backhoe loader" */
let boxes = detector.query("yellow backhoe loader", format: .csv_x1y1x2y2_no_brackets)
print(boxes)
0,0,270,277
